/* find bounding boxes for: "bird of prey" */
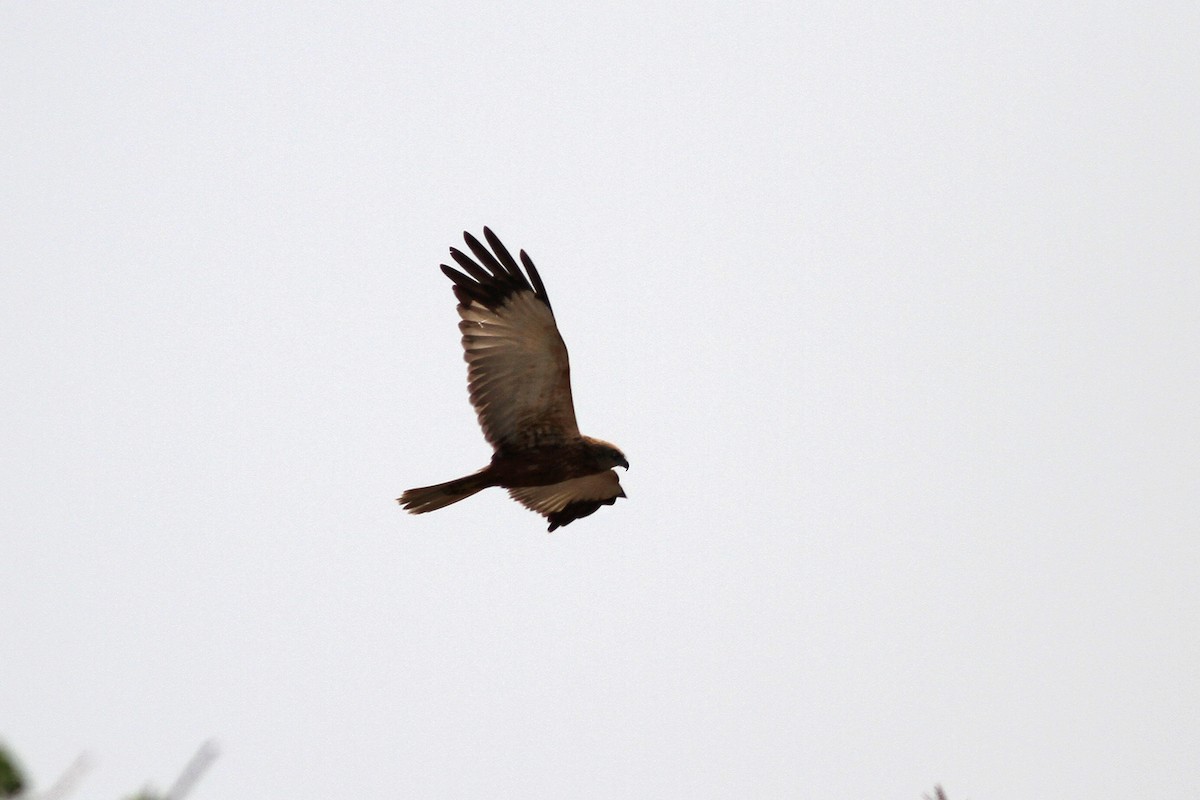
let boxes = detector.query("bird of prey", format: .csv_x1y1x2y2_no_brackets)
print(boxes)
398,228,628,531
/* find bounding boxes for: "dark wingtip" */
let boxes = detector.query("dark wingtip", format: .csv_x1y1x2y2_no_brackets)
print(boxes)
461,230,484,252
519,250,551,308
439,229,550,312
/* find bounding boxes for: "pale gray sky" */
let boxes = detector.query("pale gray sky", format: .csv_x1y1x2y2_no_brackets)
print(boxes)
3,2,1198,798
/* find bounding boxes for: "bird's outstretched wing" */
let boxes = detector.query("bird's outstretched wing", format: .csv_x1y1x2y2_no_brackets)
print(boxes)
508,471,626,531
440,228,580,451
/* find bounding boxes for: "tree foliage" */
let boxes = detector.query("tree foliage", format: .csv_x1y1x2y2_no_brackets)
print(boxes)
0,745,26,798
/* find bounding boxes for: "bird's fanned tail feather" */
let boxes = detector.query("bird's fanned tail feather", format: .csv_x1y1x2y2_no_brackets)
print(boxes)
398,471,494,514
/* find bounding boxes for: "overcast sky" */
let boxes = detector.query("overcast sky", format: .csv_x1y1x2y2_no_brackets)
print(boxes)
3,2,1198,798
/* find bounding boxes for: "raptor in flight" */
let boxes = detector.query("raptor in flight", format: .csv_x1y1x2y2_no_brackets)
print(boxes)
398,228,627,531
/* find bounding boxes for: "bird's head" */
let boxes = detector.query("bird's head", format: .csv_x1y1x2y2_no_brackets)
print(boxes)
584,437,629,470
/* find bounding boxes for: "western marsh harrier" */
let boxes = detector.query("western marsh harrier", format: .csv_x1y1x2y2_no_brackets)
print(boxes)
398,228,628,531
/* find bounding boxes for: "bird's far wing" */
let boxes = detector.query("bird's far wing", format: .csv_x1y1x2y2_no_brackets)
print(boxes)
440,228,580,450
508,470,626,531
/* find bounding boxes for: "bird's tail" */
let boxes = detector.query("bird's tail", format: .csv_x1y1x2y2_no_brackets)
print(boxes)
398,470,494,514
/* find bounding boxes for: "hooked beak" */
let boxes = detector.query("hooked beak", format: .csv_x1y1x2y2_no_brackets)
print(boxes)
618,457,629,470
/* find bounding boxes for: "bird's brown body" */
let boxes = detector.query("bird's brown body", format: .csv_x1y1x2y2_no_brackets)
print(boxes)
488,436,626,486
398,229,627,531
